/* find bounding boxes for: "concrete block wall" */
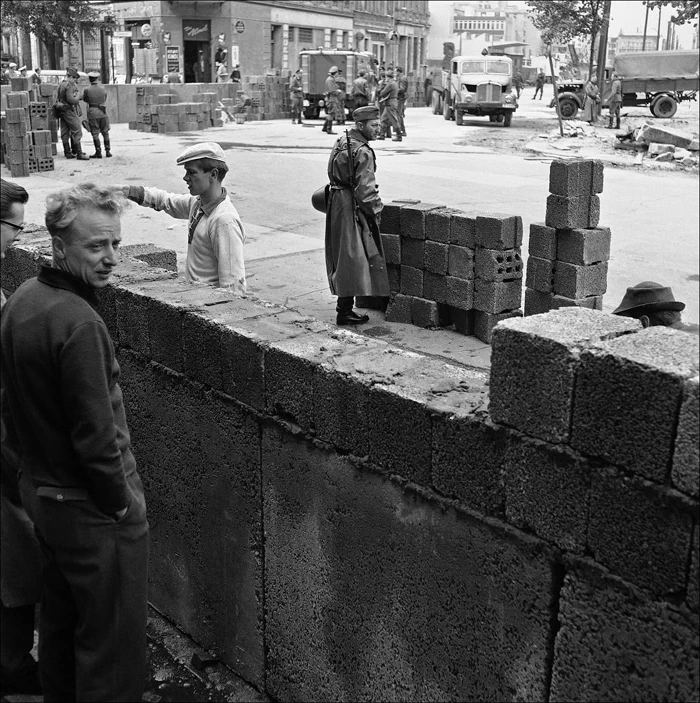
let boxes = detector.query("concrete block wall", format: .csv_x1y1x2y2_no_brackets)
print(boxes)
383,201,524,343
2,239,698,702
525,159,610,316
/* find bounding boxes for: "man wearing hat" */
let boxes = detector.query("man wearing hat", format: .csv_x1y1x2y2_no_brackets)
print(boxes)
607,71,622,130
324,105,390,325
395,66,408,137
116,142,247,293
323,66,341,135
6,63,20,79
57,67,89,160
82,71,111,158
289,68,304,124
377,69,401,142
613,281,698,333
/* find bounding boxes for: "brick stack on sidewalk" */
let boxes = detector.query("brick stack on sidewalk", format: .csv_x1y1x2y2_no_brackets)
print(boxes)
524,159,610,316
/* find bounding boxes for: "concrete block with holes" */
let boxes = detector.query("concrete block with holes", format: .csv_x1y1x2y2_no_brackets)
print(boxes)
474,248,523,282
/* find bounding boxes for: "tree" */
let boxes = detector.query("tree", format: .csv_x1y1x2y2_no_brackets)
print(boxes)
0,1,107,45
643,0,699,26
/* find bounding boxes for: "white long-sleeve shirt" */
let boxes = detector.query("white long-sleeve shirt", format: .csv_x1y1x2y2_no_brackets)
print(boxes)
131,185,246,293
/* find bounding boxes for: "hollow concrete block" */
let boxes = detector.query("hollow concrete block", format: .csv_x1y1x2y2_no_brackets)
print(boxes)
474,279,522,314
146,295,184,372
449,211,477,248
445,276,474,310
571,327,699,481
581,158,605,194
528,223,558,260
424,240,449,275
399,202,445,240
474,248,523,282
550,564,699,703
400,265,423,297
401,237,424,269
525,255,555,293
554,260,608,298
475,214,523,250
556,227,611,266
490,308,640,444
449,306,475,335
411,297,441,328
447,245,475,279
546,194,600,229
504,437,590,552
672,377,699,498
474,308,522,344
524,287,554,317
380,233,401,266
115,287,151,355
588,467,695,595
385,293,413,323
549,159,586,197
425,207,455,243
183,311,223,391
378,203,404,234
423,271,449,304
552,294,604,311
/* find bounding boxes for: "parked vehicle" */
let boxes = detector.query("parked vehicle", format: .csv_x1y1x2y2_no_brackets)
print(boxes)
298,49,374,120
553,50,699,120
429,54,518,127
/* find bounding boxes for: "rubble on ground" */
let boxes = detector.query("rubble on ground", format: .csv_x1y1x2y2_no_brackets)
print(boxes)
635,123,696,149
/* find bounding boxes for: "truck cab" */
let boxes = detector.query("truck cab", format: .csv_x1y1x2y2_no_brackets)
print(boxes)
443,54,518,126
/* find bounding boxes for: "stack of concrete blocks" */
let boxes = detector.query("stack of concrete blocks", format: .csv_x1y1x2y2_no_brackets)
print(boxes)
131,87,222,132
237,73,290,122
382,201,523,343
525,159,609,316
2,88,56,177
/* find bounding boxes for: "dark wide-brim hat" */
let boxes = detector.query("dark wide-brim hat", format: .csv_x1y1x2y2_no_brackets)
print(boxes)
353,105,379,122
612,281,685,316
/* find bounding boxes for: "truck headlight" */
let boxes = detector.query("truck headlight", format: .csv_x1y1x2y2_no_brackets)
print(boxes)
318,99,325,107
504,94,515,104
303,99,310,107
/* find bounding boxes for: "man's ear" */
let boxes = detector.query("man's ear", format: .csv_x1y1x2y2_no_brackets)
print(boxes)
52,236,66,260
639,314,650,328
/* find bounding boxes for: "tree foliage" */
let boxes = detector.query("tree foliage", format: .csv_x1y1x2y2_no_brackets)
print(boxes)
0,1,109,44
526,0,606,46
644,0,700,26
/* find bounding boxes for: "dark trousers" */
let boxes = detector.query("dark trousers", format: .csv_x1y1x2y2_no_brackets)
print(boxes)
34,472,149,702
533,85,544,99
59,110,82,153
0,602,36,680
397,98,406,133
337,296,355,312
290,95,303,120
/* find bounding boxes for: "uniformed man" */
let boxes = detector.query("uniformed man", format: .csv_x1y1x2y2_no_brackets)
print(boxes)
607,71,622,130
289,68,304,124
325,105,389,325
322,65,341,135
351,68,370,109
57,68,89,160
395,66,408,137
82,71,111,158
377,69,401,141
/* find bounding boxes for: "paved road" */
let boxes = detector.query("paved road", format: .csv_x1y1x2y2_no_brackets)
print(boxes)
16,99,699,346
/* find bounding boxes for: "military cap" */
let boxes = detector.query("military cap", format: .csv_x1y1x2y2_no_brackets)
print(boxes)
88,71,100,79
352,105,379,122
176,142,227,166
329,65,339,74
66,67,80,79
9,62,17,69
19,66,27,72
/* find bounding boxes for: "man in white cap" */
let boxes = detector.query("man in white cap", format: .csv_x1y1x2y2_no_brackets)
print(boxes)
115,142,246,293
323,65,341,135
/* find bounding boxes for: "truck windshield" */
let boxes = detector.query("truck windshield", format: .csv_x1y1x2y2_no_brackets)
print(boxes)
485,61,510,75
460,61,485,74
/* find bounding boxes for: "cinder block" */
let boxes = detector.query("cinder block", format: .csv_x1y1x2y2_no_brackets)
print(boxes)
475,214,522,250
474,248,522,282
399,265,423,297
588,467,694,595
490,308,641,444
387,265,400,292
6,92,29,109
411,297,441,328
115,288,150,355
183,311,223,391
433,416,506,515
580,158,605,194
571,327,699,481
380,233,401,265
556,227,611,265
672,377,699,498
474,279,522,314
447,245,475,279
528,223,558,260
379,203,404,233
505,437,590,552
474,309,522,344
120,243,177,272
549,159,585,197
545,194,600,229
5,107,27,124
425,207,454,243
147,296,184,373
449,306,475,335
424,240,449,275
524,288,554,316
445,276,473,310
449,211,477,248
400,238,424,269
399,202,444,239
689,527,699,613
552,294,603,311
385,293,412,323
554,260,608,298
423,271,449,303
525,256,555,293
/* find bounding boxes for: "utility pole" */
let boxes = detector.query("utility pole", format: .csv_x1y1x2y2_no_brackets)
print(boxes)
596,0,611,92
656,5,662,49
642,2,650,50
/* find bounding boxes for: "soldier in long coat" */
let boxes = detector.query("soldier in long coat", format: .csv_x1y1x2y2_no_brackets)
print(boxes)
325,105,389,325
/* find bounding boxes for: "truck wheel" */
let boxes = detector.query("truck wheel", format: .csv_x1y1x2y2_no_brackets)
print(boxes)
455,109,463,126
559,97,579,120
443,96,452,121
651,94,678,118
431,91,441,115
503,111,512,127
489,114,497,122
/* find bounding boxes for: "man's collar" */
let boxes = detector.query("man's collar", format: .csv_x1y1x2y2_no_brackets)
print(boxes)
198,187,228,216
38,265,99,308
349,128,369,145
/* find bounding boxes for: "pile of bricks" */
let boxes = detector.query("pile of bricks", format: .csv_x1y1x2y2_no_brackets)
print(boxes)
525,159,610,315
130,87,224,132
382,201,524,343
236,72,291,122
1,80,58,177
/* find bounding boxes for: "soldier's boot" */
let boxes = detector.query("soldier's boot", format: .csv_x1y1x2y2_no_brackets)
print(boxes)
615,117,620,130
104,138,112,157
607,117,614,129
324,117,336,135
74,142,90,160
90,137,102,158
63,141,76,159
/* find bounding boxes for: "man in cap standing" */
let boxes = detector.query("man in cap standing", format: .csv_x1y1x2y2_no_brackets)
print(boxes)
323,65,341,134
290,68,304,124
377,69,402,141
612,281,698,333
57,67,89,160
324,105,390,325
351,68,370,109
116,142,247,293
395,66,408,137
82,71,111,158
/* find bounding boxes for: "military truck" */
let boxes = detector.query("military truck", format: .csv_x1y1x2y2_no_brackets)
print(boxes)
298,49,374,120
429,54,518,127
553,50,699,119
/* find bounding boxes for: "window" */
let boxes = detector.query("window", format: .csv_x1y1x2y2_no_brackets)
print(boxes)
485,60,511,75
298,27,313,43
461,61,484,73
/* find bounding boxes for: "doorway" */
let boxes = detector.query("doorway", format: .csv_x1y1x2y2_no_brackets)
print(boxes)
184,40,211,83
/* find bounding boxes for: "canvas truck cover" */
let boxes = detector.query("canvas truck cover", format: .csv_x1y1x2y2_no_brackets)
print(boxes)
613,50,699,80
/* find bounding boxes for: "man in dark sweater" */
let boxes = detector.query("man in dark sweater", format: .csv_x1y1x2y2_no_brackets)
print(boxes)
0,183,149,702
